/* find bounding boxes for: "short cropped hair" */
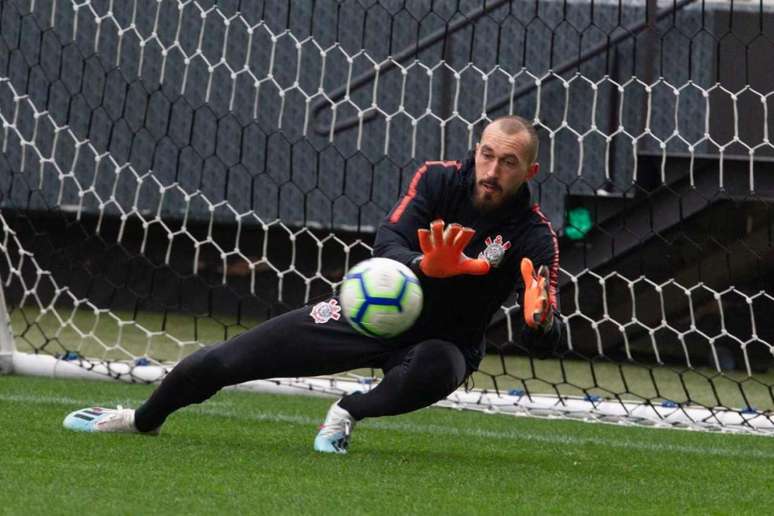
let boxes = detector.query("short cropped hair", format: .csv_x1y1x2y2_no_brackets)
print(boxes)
483,116,539,164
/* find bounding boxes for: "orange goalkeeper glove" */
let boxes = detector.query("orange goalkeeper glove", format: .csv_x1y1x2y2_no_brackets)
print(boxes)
417,220,491,278
520,257,554,331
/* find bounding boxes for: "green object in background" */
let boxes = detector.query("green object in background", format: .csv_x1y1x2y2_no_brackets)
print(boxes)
565,207,593,240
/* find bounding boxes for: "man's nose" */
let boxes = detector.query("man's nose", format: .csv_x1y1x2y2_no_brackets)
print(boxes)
485,163,500,178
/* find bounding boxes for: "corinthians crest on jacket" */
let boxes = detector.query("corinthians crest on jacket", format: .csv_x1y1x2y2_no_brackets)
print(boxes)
478,235,511,267
310,299,341,324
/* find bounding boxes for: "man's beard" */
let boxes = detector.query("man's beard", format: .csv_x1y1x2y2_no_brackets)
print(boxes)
472,181,508,213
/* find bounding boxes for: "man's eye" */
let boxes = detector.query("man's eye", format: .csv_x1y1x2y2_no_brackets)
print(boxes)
503,159,517,167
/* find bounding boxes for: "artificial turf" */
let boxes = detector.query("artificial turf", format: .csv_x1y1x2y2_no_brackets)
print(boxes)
2,374,773,515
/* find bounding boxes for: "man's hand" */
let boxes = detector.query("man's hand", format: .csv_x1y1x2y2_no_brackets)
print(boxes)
520,257,554,331
417,220,491,278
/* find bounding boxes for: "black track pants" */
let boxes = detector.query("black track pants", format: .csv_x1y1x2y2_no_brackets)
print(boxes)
134,302,469,431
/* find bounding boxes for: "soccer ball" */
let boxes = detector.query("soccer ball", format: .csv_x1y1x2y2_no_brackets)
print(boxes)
339,257,423,338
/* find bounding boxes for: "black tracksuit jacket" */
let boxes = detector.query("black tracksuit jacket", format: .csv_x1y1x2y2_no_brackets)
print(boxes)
373,156,563,367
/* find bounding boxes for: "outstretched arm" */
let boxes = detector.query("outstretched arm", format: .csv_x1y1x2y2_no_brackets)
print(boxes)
372,165,435,268
517,244,563,358
373,164,487,278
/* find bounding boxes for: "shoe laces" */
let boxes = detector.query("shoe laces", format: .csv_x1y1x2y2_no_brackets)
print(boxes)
318,404,354,439
95,406,134,430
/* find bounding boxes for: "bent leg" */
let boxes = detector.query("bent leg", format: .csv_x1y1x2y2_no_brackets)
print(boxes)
338,339,468,420
134,303,392,431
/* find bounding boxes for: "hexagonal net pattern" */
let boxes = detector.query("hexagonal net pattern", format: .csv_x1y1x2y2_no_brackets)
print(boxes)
1,0,774,433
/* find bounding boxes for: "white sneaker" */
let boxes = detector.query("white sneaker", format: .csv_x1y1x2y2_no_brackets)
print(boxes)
313,401,355,454
63,406,159,435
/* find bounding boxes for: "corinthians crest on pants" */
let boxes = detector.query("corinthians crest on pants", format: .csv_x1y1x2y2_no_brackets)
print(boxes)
310,299,341,324
478,235,512,267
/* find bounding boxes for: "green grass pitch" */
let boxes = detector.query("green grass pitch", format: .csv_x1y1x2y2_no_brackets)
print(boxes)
2,375,773,515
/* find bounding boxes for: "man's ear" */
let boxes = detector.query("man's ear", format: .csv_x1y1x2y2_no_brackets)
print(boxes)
527,162,540,180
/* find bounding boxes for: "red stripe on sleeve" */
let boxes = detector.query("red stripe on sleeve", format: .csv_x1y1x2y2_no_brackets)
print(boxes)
388,161,460,224
531,204,560,311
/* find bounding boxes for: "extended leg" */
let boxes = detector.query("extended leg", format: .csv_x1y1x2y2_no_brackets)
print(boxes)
132,304,393,432
338,338,468,420
312,339,468,453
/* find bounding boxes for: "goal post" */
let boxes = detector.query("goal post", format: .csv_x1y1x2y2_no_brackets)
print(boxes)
0,269,14,374
2,0,774,435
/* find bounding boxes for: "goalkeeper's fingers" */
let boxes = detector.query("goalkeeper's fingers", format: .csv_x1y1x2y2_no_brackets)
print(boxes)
535,265,552,322
452,226,476,254
537,265,550,288
521,258,554,329
520,256,536,288
521,258,544,328
430,219,445,247
443,223,463,247
534,283,549,325
417,228,433,254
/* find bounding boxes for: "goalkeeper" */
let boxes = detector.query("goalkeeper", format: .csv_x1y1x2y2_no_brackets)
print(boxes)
63,116,564,454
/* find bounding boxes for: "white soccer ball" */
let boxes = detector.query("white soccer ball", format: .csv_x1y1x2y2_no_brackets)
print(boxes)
339,257,423,338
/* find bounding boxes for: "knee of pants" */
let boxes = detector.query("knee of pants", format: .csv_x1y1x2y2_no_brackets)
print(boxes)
177,344,234,388
408,339,467,391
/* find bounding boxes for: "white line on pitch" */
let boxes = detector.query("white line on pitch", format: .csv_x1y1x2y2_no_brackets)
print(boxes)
3,392,774,460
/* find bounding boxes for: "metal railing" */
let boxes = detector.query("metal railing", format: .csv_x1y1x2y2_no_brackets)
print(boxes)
311,0,697,137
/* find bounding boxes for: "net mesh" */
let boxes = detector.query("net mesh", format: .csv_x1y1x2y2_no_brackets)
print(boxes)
2,0,774,433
